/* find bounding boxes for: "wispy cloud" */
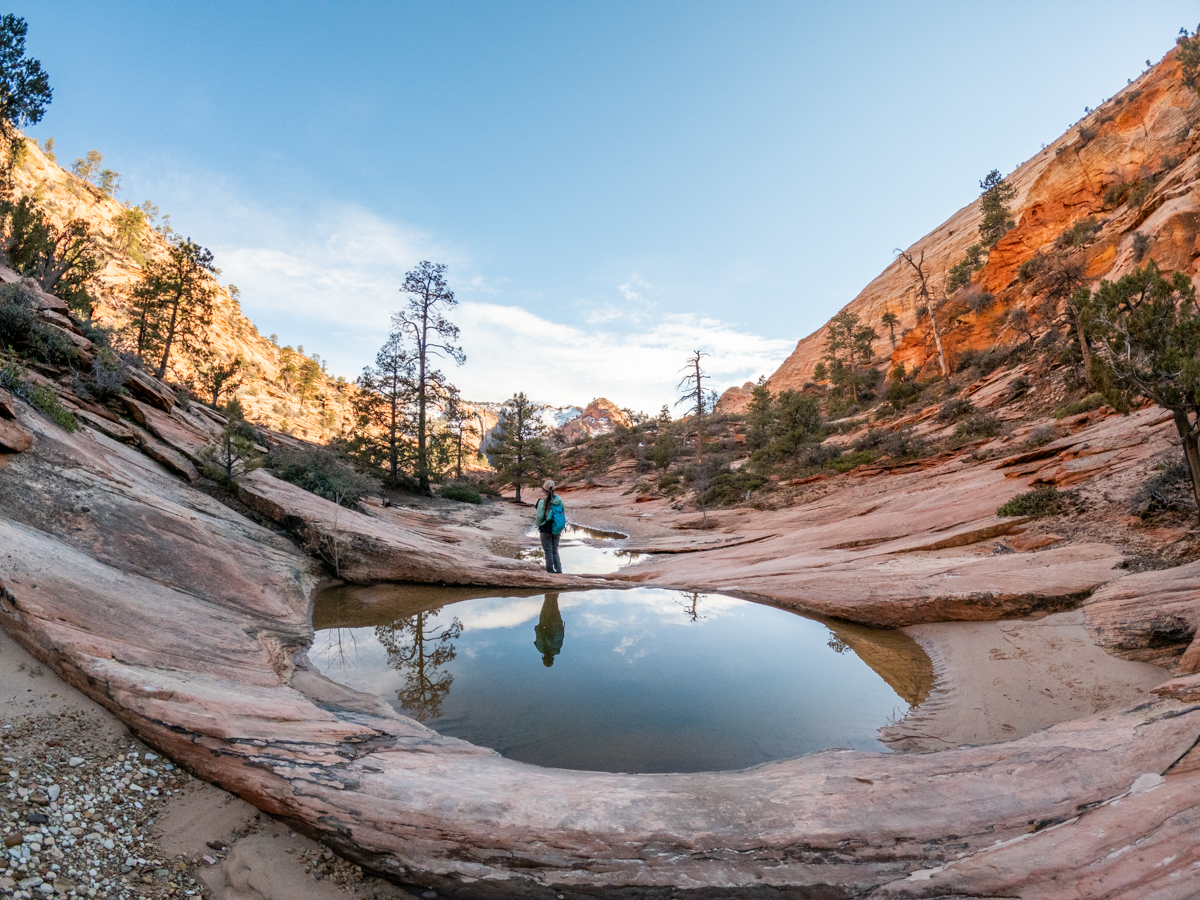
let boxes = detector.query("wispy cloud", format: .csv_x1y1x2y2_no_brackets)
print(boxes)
455,302,793,413
197,195,790,412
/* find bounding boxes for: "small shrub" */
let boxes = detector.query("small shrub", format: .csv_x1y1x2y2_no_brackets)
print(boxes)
957,412,1002,439
799,442,842,469
965,290,995,314
886,379,921,407
1131,231,1150,262
1077,125,1097,144
700,469,767,507
880,427,928,459
439,483,482,504
1027,424,1058,447
0,284,79,367
1018,254,1046,282
1054,217,1101,250
1006,375,1031,399
1103,181,1133,207
938,398,975,421
997,485,1063,518
827,448,877,473
1054,392,1106,418
1129,458,1194,519
0,357,28,392
853,429,888,452
1127,179,1155,208
27,383,78,431
954,348,1008,376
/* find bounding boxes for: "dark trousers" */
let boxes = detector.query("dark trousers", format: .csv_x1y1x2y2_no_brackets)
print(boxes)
540,531,562,573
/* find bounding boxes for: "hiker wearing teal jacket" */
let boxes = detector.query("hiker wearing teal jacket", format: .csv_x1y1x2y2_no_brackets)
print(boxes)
535,479,565,574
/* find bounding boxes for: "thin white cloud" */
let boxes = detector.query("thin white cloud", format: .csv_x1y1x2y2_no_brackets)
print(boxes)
185,193,790,412
454,302,793,413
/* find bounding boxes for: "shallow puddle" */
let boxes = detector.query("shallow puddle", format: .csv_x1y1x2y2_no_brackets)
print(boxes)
519,523,644,574
311,585,928,773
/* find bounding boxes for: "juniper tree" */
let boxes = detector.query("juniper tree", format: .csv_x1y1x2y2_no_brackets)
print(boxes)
192,352,244,408
0,196,104,318
880,311,900,349
1079,262,1200,519
199,397,262,485
978,170,1017,248
440,391,479,480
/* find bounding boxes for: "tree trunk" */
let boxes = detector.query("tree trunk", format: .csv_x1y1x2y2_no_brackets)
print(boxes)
416,312,429,494
155,287,183,379
1174,408,1200,523
924,298,948,378
1068,300,1095,386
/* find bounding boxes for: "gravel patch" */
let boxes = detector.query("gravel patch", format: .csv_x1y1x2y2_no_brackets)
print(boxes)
1,710,201,899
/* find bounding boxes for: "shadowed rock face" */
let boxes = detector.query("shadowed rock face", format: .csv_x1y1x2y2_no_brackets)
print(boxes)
1,371,1199,898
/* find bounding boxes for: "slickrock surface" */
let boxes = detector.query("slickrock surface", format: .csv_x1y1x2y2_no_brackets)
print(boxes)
0,357,1197,897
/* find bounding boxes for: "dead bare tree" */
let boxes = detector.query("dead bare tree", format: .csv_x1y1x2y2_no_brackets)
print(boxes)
676,350,709,464
896,249,949,378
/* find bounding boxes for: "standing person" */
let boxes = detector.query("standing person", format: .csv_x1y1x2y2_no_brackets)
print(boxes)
535,479,565,574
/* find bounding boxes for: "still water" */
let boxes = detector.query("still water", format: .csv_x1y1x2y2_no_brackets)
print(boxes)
518,523,645,574
311,585,932,773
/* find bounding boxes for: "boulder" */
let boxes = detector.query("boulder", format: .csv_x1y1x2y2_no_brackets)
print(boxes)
0,417,33,453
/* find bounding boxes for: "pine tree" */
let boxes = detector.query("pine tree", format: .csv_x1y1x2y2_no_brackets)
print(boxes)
392,261,464,494
0,15,51,135
489,392,554,502
128,239,219,378
353,332,414,488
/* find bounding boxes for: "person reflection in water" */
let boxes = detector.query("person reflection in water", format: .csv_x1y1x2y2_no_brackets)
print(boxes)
534,592,565,667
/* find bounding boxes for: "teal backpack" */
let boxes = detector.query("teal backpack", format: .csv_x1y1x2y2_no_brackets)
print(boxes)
540,496,567,535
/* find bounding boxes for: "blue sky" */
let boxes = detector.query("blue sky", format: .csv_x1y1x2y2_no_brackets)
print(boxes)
17,1,1198,412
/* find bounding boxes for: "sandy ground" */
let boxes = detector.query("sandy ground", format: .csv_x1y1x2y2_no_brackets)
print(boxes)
0,627,418,900
884,610,1170,750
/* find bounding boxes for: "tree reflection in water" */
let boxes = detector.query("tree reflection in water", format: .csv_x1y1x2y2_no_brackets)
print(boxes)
676,590,706,623
376,609,463,722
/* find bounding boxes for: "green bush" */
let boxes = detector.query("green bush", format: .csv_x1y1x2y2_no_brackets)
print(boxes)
1027,424,1058,447
27,383,78,431
827,448,877,473
700,469,767,507
267,446,377,505
0,284,79,367
886,379,921,406
881,427,928,459
997,485,1062,518
438,483,482,504
1054,392,1105,418
938,398,975,421
957,412,1002,439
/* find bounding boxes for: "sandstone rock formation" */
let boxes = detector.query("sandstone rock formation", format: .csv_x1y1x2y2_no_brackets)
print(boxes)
558,397,630,442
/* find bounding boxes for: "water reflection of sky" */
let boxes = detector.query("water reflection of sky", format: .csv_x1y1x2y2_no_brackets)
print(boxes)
519,524,644,574
311,587,912,774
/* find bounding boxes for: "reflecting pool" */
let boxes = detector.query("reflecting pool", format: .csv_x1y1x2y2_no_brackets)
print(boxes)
311,585,931,773
518,523,644,574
